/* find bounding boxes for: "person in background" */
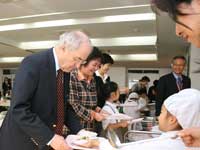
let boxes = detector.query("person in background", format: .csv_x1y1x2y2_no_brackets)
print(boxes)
95,53,114,83
0,30,92,150
151,0,200,145
137,88,149,116
123,92,144,119
131,76,150,94
2,77,9,97
95,53,129,104
148,79,158,103
155,56,191,116
67,47,105,134
101,81,128,142
120,89,200,150
95,53,114,109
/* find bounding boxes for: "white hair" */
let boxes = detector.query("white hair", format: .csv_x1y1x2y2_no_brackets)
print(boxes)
58,30,91,51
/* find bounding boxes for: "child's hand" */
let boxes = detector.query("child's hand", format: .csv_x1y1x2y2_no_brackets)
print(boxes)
95,107,101,113
94,112,105,122
120,120,128,128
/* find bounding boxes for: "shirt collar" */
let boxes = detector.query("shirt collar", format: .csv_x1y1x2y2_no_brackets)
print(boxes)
53,48,60,72
95,70,101,77
160,131,180,139
172,72,182,80
105,101,117,109
95,70,108,83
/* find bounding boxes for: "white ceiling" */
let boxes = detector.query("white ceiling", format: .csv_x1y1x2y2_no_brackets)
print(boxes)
0,0,189,68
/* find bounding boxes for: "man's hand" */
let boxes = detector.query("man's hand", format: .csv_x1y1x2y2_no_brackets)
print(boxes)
50,134,72,150
178,127,200,147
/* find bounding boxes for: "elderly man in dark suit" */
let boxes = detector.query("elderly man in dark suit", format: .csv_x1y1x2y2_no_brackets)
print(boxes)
156,56,191,116
0,31,92,150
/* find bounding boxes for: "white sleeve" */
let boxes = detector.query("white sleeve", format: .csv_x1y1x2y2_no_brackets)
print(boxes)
138,98,147,109
101,106,116,130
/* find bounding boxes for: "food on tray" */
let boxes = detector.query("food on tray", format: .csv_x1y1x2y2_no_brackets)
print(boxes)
71,130,100,148
73,139,100,148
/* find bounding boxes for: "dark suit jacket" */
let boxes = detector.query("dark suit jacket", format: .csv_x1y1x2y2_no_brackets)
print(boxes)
0,49,61,150
155,72,191,116
94,74,105,108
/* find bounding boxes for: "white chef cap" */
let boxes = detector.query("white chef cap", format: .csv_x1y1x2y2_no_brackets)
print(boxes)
128,92,139,100
164,88,200,129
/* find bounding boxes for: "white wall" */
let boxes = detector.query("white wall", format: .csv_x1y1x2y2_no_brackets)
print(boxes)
128,68,171,87
108,67,127,88
189,45,200,90
108,67,171,89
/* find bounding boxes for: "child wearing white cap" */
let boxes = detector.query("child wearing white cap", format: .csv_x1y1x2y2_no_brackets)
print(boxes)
123,92,146,119
119,88,200,150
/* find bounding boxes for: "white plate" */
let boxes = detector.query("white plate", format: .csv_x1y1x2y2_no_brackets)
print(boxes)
106,113,133,120
128,118,144,124
78,129,97,138
66,135,98,150
117,103,138,107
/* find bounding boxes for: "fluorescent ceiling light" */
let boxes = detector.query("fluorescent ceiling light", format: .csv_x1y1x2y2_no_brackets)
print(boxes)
92,36,157,46
111,54,157,61
19,41,58,49
0,54,157,63
0,4,150,21
0,57,24,63
19,36,157,49
0,13,155,32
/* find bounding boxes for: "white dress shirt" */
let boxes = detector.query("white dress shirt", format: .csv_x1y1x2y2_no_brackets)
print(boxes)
101,101,119,130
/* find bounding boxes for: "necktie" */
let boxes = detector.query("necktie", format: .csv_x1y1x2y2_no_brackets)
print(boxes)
55,69,64,135
177,76,183,91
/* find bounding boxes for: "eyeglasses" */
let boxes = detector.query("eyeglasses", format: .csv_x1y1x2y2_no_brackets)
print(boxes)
175,12,200,28
73,56,87,65
151,3,200,30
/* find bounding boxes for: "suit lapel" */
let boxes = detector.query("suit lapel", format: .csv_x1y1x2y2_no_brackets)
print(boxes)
47,48,57,108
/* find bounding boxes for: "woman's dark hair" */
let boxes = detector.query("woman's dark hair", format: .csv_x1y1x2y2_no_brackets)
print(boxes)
151,0,192,24
103,81,118,100
82,46,102,66
101,53,114,65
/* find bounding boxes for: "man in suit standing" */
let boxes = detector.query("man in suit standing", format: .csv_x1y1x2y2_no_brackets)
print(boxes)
156,56,191,116
0,31,92,150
